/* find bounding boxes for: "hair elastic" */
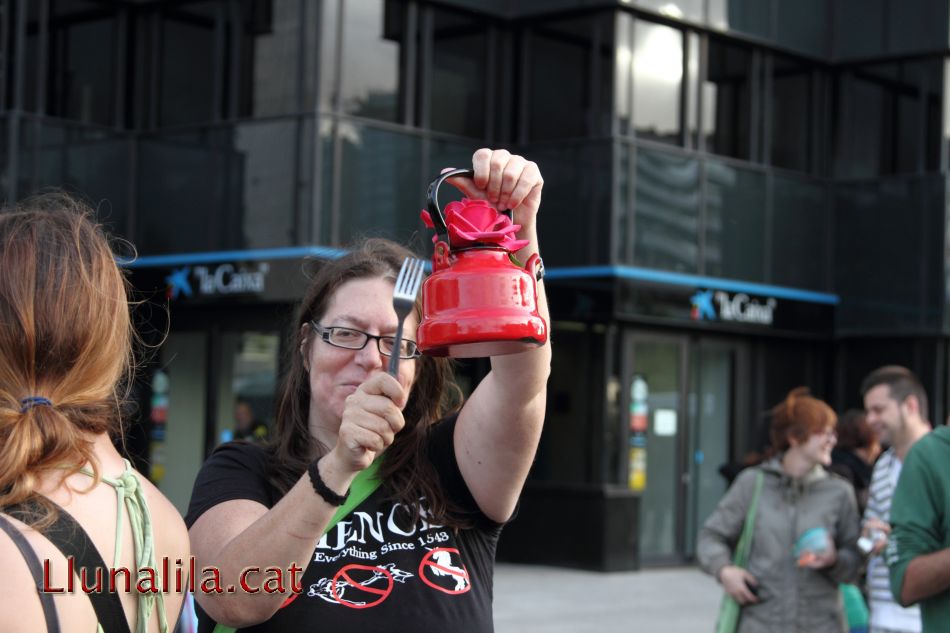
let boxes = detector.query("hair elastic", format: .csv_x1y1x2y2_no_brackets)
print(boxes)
19,397,53,414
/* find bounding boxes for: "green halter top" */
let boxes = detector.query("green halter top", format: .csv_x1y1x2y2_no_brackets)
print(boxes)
82,460,168,633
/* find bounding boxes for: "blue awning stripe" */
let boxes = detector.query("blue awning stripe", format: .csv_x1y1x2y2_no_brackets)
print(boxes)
120,246,347,268
545,265,839,305
121,249,838,306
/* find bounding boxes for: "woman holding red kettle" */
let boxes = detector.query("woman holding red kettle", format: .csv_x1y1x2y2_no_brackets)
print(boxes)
186,148,550,633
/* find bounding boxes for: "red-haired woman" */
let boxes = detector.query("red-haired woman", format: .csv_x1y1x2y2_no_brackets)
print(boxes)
0,194,190,632
698,387,863,633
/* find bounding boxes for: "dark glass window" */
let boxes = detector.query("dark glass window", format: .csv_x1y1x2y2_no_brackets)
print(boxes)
708,0,771,40
426,8,487,137
158,3,216,127
771,175,827,290
703,160,765,281
527,13,613,140
774,0,827,57
704,38,754,161
38,1,117,125
526,141,612,266
887,0,947,55
136,118,305,252
234,0,317,117
227,119,306,248
336,124,422,245
340,0,405,123
137,132,220,253
318,0,338,112
634,147,700,273
770,54,812,172
835,177,944,331
834,60,942,177
632,19,682,145
832,0,884,60
18,121,130,237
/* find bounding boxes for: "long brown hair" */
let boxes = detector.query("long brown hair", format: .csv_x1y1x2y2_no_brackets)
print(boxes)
270,239,465,526
0,193,134,527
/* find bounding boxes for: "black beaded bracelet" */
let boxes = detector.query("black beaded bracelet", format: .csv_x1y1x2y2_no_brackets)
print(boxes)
308,459,349,506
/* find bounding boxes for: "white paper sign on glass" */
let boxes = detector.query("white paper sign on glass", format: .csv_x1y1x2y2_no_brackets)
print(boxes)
653,409,678,436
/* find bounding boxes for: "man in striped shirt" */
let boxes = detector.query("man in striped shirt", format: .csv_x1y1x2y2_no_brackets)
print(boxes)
861,366,931,633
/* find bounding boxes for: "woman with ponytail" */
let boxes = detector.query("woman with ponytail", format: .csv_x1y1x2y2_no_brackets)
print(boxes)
698,387,863,633
0,193,190,632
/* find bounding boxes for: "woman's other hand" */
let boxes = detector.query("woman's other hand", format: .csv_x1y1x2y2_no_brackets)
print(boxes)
719,564,761,604
327,372,408,475
443,148,544,229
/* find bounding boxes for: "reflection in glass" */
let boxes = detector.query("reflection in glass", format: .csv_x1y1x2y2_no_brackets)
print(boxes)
240,0,314,116
772,175,827,290
47,18,115,125
775,0,827,56
320,0,339,112
632,20,682,144
528,14,612,140
634,148,700,272
18,120,131,237
216,332,280,447
340,0,404,122
703,160,765,280
430,138,476,179
137,134,226,253
704,38,754,160
771,55,812,172
832,0,885,59
686,32,701,148
615,12,633,136
835,177,944,331
834,61,942,177
634,0,703,22
231,119,305,249
137,119,307,253
427,9,487,137
159,3,216,126
634,339,682,561
685,343,732,557
336,124,422,244
524,141,612,266
707,0,771,40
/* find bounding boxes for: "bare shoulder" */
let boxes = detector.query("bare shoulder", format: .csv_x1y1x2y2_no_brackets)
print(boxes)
0,518,59,631
135,469,190,556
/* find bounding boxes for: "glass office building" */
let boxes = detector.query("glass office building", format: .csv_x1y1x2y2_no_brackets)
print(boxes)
2,0,949,570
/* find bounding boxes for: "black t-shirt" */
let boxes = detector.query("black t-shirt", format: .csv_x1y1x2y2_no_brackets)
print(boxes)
185,416,501,633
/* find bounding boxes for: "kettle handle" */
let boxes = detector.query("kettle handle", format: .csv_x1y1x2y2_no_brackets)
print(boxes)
426,168,512,245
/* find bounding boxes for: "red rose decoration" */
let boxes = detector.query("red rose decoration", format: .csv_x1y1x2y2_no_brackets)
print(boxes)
421,198,529,252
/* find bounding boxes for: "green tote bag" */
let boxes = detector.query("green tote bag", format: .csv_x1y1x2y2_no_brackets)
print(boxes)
715,470,764,633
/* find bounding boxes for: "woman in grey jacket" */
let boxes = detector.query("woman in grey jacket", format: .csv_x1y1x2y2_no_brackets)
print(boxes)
698,388,863,633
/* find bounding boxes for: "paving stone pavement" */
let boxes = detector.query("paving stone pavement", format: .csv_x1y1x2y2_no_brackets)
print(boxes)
493,563,721,633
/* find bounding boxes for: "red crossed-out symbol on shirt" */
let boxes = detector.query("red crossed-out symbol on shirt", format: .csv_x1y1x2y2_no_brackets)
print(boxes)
330,564,394,609
418,548,471,595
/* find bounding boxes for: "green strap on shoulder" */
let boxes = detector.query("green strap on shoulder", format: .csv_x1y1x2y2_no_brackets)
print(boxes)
212,460,383,633
733,469,764,568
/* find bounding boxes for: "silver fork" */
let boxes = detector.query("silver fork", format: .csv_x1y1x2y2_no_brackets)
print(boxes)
388,257,426,376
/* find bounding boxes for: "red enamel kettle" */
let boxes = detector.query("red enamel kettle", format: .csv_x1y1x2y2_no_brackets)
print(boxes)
417,168,548,358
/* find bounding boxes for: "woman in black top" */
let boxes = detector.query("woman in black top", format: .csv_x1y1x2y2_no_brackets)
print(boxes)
187,148,550,632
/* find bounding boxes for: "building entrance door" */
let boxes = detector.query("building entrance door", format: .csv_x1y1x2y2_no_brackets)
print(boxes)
146,309,285,515
627,333,746,564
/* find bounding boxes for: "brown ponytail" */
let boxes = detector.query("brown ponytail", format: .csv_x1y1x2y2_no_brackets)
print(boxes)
0,192,134,528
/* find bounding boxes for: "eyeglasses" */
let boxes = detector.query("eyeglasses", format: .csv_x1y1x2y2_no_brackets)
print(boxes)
310,322,421,360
